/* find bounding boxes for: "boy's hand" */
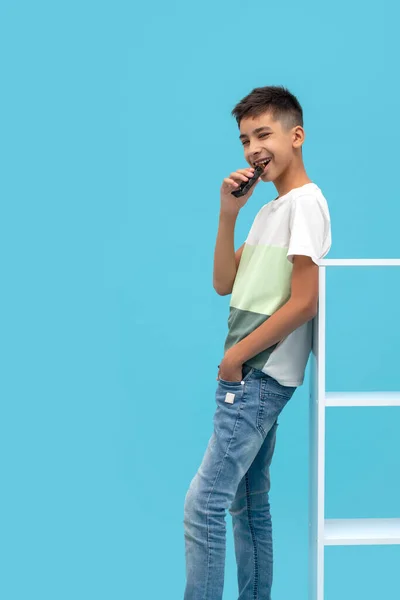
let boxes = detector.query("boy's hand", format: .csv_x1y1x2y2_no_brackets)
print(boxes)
217,349,244,382
220,166,261,215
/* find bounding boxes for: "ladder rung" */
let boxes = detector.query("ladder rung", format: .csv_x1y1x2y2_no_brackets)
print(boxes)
324,518,400,545
325,392,400,407
319,259,400,266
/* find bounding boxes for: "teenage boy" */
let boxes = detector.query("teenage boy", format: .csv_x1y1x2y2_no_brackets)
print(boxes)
183,85,332,600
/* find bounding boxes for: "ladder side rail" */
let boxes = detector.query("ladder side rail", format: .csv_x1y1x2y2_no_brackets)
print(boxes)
309,265,326,600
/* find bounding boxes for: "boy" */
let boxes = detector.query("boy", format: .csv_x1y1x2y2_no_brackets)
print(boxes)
183,85,331,600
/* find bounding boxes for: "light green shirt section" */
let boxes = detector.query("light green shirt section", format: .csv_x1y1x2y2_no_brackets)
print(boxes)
231,244,293,316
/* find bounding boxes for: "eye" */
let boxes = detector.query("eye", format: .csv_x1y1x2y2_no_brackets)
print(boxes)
242,133,270,146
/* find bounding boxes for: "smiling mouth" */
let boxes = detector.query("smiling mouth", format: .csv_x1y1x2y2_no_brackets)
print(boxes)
254,158,272,172
259,158,272,172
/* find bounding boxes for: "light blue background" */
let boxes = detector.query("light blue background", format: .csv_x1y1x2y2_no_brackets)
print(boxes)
1,1,400,598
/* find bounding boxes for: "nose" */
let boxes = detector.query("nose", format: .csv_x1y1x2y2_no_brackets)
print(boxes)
249,149,265,162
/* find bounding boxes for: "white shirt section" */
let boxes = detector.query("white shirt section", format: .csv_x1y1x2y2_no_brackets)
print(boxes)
245,183,331,267
246,201,292,247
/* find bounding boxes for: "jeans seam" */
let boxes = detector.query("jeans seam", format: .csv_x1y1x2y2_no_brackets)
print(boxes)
205,396,246,598
245,472,259,599
256,383,266,436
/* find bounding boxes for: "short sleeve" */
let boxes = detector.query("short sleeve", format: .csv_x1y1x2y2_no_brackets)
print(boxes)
287,194,331,265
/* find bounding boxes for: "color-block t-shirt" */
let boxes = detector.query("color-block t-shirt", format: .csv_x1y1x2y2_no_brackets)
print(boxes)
223,182,331,387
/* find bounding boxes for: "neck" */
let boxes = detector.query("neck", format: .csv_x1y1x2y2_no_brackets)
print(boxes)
273,159,312,199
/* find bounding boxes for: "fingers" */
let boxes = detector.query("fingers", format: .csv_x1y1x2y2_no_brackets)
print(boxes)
230,168,255,182
223,167,255,190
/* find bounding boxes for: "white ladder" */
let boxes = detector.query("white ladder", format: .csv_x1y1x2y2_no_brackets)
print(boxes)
309,258,400,600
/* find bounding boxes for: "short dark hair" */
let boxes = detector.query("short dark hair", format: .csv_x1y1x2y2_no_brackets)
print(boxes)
231,85,303,132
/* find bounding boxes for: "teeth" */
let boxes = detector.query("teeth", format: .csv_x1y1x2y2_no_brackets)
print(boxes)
254,159,271,167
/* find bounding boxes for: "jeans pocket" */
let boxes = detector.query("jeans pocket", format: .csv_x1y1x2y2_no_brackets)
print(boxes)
218,367,254,387
260,376,296,400
257,376,296,434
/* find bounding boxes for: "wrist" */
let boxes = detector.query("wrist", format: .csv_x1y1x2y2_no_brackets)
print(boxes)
219,208,239,221
226,345,245,366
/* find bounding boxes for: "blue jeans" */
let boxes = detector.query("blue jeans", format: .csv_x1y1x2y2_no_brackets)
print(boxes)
183,364,296,600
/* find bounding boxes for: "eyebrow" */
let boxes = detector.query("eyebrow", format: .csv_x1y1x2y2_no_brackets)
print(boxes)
239,126,273,141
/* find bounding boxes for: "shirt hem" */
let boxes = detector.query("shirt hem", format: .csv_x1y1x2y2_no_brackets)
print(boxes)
267,376,303,387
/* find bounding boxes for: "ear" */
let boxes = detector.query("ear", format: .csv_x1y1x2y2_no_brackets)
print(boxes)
292,126,305,149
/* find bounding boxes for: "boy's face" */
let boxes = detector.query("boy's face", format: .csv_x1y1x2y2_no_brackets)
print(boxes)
239,111,304,181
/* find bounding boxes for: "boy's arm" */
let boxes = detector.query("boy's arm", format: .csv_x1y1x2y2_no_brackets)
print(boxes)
213,210,242,295
227,255,318,365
